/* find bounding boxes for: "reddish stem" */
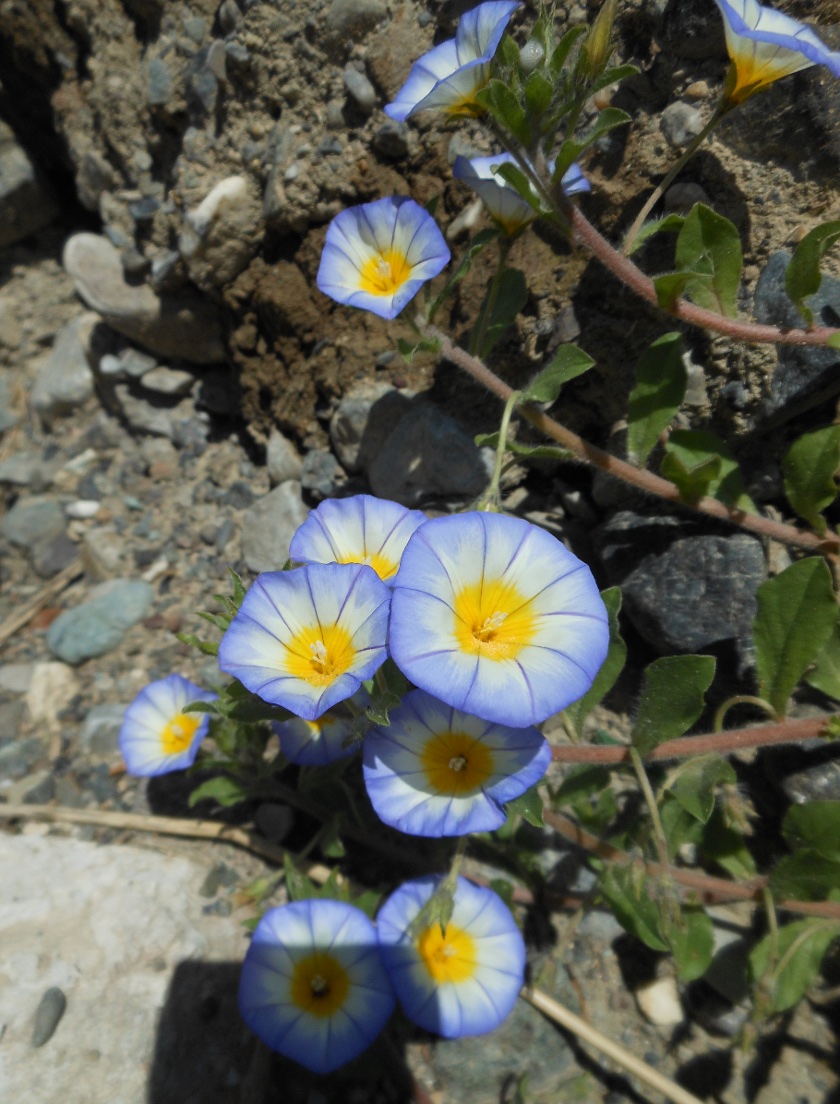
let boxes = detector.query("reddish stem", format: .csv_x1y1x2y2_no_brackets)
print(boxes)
425,325,840,555
550,716,830,764
570,205,840,348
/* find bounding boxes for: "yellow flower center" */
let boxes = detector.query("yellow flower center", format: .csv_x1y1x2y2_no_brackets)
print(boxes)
453,579,537,661
417,922,477,984
161,712,201,755
359,250,411,296
420,730,494,795
290,952,350,1017
284,624,355,687
337,550,399,582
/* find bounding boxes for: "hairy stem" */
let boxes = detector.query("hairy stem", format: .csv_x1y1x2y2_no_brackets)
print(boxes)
422,322,839,555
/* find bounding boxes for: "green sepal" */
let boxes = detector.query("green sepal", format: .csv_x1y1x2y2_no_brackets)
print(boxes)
548,25,587,78
428,227,498,319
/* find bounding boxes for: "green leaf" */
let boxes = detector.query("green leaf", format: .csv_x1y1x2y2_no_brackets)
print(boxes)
188,775,248,809
551,765,613,808
197,610,232,632
600,865,669,951
492,161,541,212
675,204,743,318
660,448,721,504
662,429,757,512
627,213,685,255
785,220,840,327
176,632,219,657
477,79,530,145
782,424,840,534
769,851,840,900
666,908,715,982
828,331,840,350
806,619,840,701
489,878,515,912
319,817,346,859
564,587,626,736
753,557,837,717
626,332,686,465
700,807,757,880
783,802,840,861
428,228,498,317
479,267,528,356
283,853,317,902
553,107,631,181
397,336,440,364
507,784,545,828
660,794,706,859
548,25,587,77
749,918,840,1012
524,70,554,119
522,344,595,405
631,655,716,756
667,755,737,824
653,271,694,311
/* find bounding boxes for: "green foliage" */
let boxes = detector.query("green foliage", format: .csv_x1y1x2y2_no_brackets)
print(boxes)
784,219,840,328
600,865,670,951
700,807,757,880
666,908,715,982
428,228,498,320
476,79,530,145
522,344,595,405
477,267,529,356
665,756,737,824
564,587,626,737
188,774,248,809
551,764,617,834
769,852,840,901
553,107,632,183
782,424,840,534
750,915,840,1013
674,204,743,318
176,632,220,656
806,620,840,701
753,558,837,717
474,430,574,462
661,429,756,512
626,213,685,255
784,802,840,861
631,655,716,756
626,332,686,465
507,785,545,828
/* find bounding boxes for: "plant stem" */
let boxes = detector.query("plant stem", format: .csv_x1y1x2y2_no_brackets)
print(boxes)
483,390,521,507
630,746,680,923
548,714,832,764
622,103,727,255
713,694,779,732
421,321,840,554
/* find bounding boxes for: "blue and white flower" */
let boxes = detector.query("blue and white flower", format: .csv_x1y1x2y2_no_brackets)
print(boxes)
384,2,520,121
239,899,395,1074
389,512,609,728
377,875,525,1037
715,0,840,104
453,154,590,236
317,198,450,321
218,563,391,721
119,674,216,776
290,495,427,584
363,689,550,836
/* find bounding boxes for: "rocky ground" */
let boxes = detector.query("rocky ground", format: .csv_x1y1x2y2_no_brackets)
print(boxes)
3,0,840,1101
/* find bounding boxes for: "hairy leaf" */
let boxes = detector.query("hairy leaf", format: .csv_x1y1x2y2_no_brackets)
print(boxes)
785,219,840,327
523,344,595,404
783,802,840,861
188,775,247,809
662,429,756,512
749,917,840,1012
782,424,840,533
675,204,743,317
626,332,685,465
753,558,837,717
667,756,737,824
600,865,669,951
627,213,685,255
666,908,715,982
806,620,840,702
631,655,716,756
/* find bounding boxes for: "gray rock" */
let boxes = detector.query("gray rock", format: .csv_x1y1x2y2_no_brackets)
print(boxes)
0,451,47,487
0,835,246,1104
344,65,378,114
776,744,840,804
32,988,67,1048
752,251,840,428
0,371,19,433
31,314,97,423
147,57,173,105
300,449,342,500
371,119,410,159
329,382,413,473
0,735,42,778
6,769,55,806
0,700,26,744
47,579,154,664
368,402,493,505
660,102,705,148
0,302,22,350
594,512,765,655
240,481,308,572
179,175,262,290
63,233,225,364
266,428,303,485
80,703,130,757
324,0,387,55
664,182,710,214
32,533,79,579
0,121,58,247
0,496,66,549
113,384,183,439
0,662,35,693
140,366,196,396
77,151,115,212
120,348,159,379
218,0,243,34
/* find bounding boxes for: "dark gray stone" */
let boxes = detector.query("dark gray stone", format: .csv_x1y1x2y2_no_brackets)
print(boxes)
659,0,724,60
147,57,173,105
371,119,410,160
0,736,43,779
32,988,67,1048
0,122,58,246
752,251,840,428
593,511,765,655
0,497,65,549
240,482,308,572
32,533,79,579
300,449,342,500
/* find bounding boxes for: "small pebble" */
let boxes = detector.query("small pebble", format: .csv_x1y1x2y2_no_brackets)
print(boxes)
32,987,67,1047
